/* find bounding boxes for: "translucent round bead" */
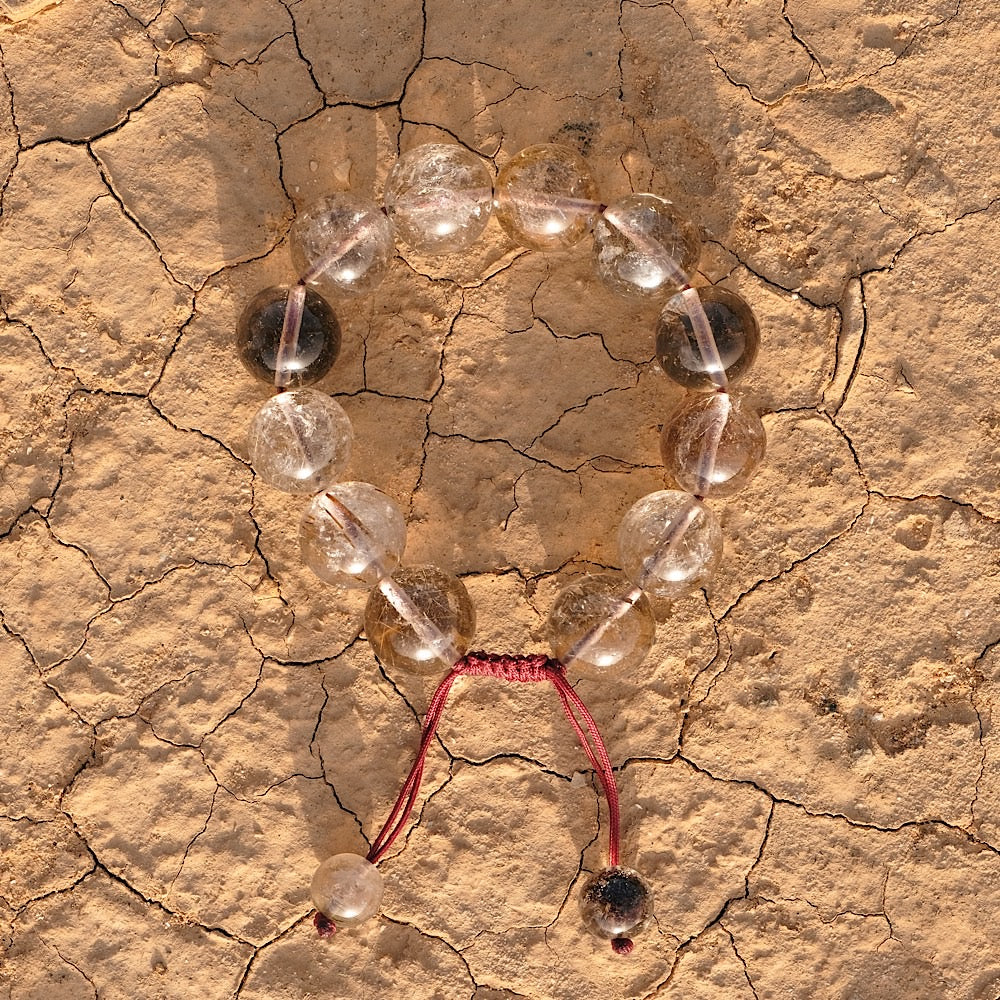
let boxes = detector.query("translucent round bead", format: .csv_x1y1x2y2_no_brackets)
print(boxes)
310,853,383,928
579,866,654,946
300,482,406,588
660,393,766,498
290,193,395,299
545,573,656,678
494,143,600,251
655,286,760,391
236,284,341,388
593,194,700,300
247,388,352,494
384,143,494,254
364,564,475,674
618,490,722,600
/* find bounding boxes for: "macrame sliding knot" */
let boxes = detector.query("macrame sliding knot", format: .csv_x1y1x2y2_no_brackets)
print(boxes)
458,650,555,682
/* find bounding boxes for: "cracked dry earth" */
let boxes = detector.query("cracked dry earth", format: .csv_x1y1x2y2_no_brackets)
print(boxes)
0,0,998,998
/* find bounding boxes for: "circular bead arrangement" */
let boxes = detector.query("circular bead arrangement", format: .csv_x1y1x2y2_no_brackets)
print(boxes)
233,140,769,951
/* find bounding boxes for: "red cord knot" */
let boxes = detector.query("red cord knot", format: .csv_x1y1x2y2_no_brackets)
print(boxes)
456,651,562,683
314,912,337,938
611,937,634,956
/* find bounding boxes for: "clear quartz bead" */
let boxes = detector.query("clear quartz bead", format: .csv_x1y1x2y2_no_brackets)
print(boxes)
236,284,341,389
364,564,475,674
384,143,494,254
660,392,766,498
310,853,383,927
618,490,722,600
494,143,600,250
593,194,700,300
656,285,760,391
579,865,654,942
247,388,352,494
545,573,656,678
300,482,407,588
290,193,395,299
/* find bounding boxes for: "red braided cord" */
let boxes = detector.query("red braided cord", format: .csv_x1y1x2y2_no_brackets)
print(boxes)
366,669,458,864
549,671,621,868
365,652,622,869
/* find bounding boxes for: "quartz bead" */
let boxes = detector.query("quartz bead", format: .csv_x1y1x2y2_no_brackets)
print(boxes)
236,284,341,389
660,393,766,498
300,482,406,588
384,143,494,254
618,490,722,600
494,143,600,251
290,193,395,299
247,388,352,494
364,564,475,674
545,573,656,678
656,285,760,391
593,194,700,300
579,865,654,943
310,853,383,927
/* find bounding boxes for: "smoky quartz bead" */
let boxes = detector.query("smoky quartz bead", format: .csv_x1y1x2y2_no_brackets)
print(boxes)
236,284,341,389
579,865,654,945
656,285,760,391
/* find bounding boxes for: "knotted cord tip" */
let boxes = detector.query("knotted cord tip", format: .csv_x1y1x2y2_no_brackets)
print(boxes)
611,936,634,955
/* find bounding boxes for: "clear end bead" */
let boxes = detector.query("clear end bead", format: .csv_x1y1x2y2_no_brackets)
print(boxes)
494,143,600,251
310,853,383,928
247,388,352,494
300,482,407,587
661,393,766,498
545,573,655,678
364,565,476,674
384,143,494,254
618,490,722,600
290,193,395,299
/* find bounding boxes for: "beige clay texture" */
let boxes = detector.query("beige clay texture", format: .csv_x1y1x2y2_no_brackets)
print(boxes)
0,1,998,997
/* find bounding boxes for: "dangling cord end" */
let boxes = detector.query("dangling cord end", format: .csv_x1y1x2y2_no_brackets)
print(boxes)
611,937,634,956
314,912,337,938
549,671,622,868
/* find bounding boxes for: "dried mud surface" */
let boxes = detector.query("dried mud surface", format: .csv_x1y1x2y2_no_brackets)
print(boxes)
1,1,998,998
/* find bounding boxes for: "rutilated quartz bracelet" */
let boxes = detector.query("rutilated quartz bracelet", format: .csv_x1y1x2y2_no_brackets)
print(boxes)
233,141,766,954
